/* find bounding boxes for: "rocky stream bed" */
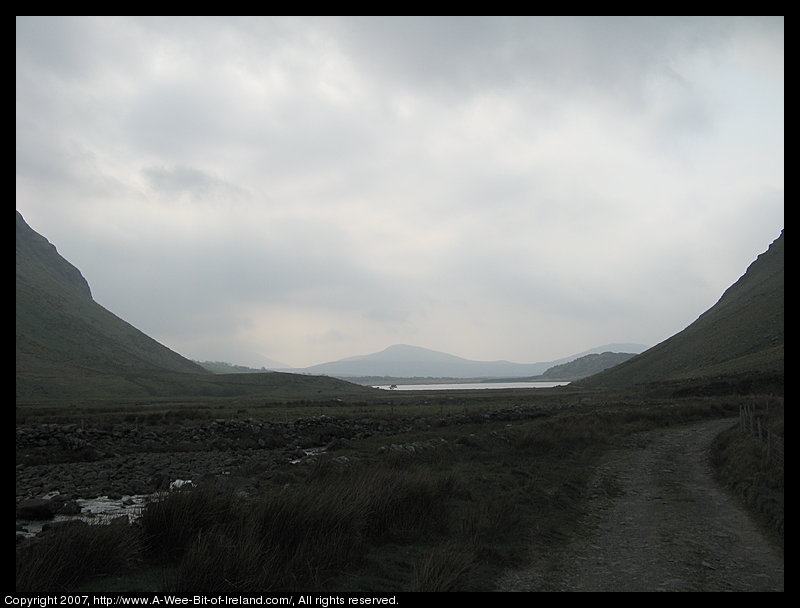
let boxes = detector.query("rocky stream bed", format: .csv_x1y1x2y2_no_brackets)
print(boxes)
15,407,546,539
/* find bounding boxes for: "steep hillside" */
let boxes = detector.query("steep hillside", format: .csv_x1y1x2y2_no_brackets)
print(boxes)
578,231,784,394
16,211,374,402
16,212,210,398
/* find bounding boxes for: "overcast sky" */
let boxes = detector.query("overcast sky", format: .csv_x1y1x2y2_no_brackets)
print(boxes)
16,16,784,369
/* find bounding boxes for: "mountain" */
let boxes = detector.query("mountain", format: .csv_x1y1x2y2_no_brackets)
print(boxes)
289,343,649,379
16,211,209,395
539,352,637,381
195,360,290,374
16,211,372,401
578,231,784,394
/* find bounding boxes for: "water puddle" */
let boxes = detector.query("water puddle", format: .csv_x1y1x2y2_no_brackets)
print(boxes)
16,484,192,538
289,446,328,465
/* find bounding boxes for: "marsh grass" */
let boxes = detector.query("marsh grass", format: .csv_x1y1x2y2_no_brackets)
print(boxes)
135,460,458,591
139,484,240,563
16,520,141,593
170,527,268,592
17,397,756,592
710,398,784,544
409,543,476,592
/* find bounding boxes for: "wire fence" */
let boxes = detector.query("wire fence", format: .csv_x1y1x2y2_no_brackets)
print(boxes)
738,397,784,466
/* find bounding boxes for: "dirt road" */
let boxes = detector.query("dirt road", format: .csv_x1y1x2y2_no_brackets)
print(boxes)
499,418,784,592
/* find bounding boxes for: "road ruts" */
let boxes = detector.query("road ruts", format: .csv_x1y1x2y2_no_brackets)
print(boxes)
498,417,784,592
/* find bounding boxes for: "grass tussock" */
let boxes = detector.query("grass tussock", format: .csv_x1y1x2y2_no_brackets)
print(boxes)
409,543,476,592
171,528,268,593
710,398,784,545
139,484,239,563
141,463,457,592
16,520,141,593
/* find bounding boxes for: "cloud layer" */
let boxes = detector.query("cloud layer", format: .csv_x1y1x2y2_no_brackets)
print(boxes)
16,16,784,368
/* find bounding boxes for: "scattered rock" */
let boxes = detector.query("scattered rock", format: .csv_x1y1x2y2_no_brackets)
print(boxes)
16,406,562,514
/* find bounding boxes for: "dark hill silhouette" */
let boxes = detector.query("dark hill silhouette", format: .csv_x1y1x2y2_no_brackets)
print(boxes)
578,231,784,395
16,211,208,392
16,211,372,402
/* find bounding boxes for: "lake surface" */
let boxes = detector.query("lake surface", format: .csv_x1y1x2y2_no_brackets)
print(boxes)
374,381,570,391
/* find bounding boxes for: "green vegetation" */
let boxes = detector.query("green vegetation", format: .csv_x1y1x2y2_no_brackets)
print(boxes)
18,395,763,593
16,211,377,403
16,213,209,392
538,351,637,381
710,396,784,545
16,518,141,592
195,361,271,374
579,231,783,391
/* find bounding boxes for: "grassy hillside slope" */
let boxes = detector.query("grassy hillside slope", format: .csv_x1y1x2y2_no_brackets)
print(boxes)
539,352,637,381
16,211,374,402
17,211,212,398
578,231,784,394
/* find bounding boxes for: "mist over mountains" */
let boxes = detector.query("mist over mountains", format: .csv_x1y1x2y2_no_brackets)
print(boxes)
279,343,649,379
16,209,783,400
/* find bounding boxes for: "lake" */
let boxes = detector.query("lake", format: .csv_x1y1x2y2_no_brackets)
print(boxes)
374,381,570,391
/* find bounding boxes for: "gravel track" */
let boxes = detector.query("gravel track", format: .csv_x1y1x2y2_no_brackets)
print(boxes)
499,418,784,592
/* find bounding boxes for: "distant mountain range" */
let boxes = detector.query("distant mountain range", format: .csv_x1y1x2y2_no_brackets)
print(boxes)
278,343,649,379
16,208,783,400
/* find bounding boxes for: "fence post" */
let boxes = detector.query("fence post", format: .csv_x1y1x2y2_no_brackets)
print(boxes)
767,430,772,462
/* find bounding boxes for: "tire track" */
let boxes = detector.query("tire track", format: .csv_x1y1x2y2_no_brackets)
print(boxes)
499,418,784,592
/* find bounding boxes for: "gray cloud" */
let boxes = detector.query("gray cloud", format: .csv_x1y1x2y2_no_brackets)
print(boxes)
16,16,783,367
141,165,250,203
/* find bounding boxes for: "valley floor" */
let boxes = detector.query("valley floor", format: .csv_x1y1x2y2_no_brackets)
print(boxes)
16,392,784,592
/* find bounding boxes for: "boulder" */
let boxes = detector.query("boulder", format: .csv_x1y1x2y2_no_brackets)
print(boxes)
16,498,57,520
56,500,82,515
